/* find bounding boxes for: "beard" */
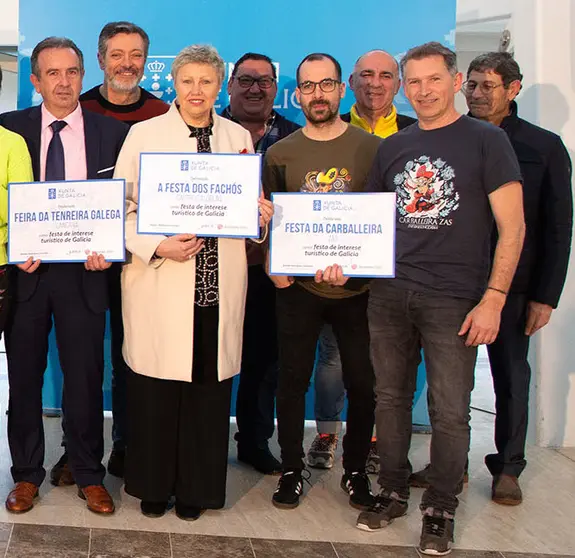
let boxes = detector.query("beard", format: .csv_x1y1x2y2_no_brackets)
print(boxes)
302,98,339,124
106,68,142,93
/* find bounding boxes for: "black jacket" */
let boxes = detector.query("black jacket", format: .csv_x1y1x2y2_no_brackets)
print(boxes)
341,110,416,131
498,102,573,307
0,105,129,313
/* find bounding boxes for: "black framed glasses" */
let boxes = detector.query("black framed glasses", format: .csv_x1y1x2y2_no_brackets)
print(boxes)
462,80,505,95
234,75,276,89
298,78,340,95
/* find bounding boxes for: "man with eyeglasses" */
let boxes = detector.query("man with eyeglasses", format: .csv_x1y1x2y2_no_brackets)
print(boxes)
263,53,381,511
410,52,573,508
220,53,300,475
306,49,416,474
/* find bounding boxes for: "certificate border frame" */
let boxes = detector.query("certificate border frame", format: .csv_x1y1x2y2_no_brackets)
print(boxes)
136,151,262,239
7,178,127,264
269,191,396,279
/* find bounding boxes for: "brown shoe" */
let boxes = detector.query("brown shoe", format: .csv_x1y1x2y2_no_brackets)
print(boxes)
50,453,75,486
78,485,115,514
492,474,522,506
5,482,39,514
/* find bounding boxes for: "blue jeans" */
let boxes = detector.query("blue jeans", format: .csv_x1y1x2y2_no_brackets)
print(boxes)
369,280,478,515
314,325,345,434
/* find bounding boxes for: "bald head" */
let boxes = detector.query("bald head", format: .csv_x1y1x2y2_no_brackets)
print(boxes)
353,49,399,75
349,49,401,121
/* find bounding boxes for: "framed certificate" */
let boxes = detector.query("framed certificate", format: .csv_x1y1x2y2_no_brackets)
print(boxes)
137,152,261,238
8,179,126,263
269,192,396,278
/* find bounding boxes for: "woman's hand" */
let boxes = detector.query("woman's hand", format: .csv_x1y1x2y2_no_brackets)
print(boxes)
155,234,205,263
85,252,112,271
258,193,274,228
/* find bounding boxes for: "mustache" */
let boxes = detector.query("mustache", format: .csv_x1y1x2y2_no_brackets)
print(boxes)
310,100,329,107
115,67,139,74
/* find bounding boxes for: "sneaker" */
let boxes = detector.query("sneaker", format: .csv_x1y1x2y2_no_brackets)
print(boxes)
272,469,305,509
107,447,125,478
491,474,522,506
341,471,375,511
237,445,282,475
419,512,455,556
356,492,408,531
365,440,380,475
306,434,338,469
409,464,469,488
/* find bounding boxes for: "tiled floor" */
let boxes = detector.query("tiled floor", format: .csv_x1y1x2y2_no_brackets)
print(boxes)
0,350,574,556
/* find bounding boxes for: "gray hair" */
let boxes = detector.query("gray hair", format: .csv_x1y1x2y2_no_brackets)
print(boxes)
171,44,225,84
97,21,150,59
31,37,84,78
467,52,523,87
400,41,457,77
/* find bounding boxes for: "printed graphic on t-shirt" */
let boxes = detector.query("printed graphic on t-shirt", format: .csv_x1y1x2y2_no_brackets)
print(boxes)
301,167,351,193
394,156,459,229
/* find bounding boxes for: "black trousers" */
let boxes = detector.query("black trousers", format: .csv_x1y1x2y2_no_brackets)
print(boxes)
486,293,531,478
125,306,233,507
235,265,278,449
5,265,106,487
61,263,129,450
275,284,375,471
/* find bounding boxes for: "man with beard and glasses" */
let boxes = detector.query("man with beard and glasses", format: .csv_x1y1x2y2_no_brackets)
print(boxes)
220,53,299,475
307,49,416,474
410,52,573,507
262,53,381,511
50,22,169,488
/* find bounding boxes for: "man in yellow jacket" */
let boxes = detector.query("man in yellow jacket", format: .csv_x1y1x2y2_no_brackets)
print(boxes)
0,66,34,332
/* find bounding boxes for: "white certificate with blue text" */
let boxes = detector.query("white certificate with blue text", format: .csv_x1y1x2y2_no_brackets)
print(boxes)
269,192,396,278
137,152,261,238
7,179,126,264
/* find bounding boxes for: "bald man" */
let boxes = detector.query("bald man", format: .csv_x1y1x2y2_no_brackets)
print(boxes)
306,50,416,474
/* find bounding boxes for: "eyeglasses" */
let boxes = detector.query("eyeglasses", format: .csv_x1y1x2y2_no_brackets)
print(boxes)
462,81,505,95
234,75,275,89
298,78,340,95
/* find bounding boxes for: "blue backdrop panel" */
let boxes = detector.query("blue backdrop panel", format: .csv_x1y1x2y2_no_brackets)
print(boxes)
18,0,456,423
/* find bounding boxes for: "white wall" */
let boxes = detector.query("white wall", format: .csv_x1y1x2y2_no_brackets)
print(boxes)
0,0,18,46
510,0,575,448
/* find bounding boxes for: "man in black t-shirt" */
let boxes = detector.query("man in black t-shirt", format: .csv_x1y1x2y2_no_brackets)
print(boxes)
351,43,525,556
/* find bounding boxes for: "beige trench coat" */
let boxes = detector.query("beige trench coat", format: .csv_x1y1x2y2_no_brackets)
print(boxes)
114,104,254,382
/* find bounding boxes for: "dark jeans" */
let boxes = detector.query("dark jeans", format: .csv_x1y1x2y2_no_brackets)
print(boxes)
235,265,278,449
369,281,477,514
486,293,530,478
314,325,345,434
276,284,374,471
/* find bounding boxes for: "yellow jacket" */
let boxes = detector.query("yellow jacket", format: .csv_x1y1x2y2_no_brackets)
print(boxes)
0,125,33,265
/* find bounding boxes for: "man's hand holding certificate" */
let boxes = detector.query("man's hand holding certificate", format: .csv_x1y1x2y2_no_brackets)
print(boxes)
269,192,396,278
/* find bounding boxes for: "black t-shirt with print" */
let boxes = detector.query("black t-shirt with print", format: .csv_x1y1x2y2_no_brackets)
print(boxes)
366,115,522,301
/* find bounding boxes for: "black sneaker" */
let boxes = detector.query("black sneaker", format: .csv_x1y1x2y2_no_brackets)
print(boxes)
272,469,304,509
107,448,125,478
140,500,167,518
237,445,282,475
419,512,455,556
356,492,408,531
341,471,375,511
